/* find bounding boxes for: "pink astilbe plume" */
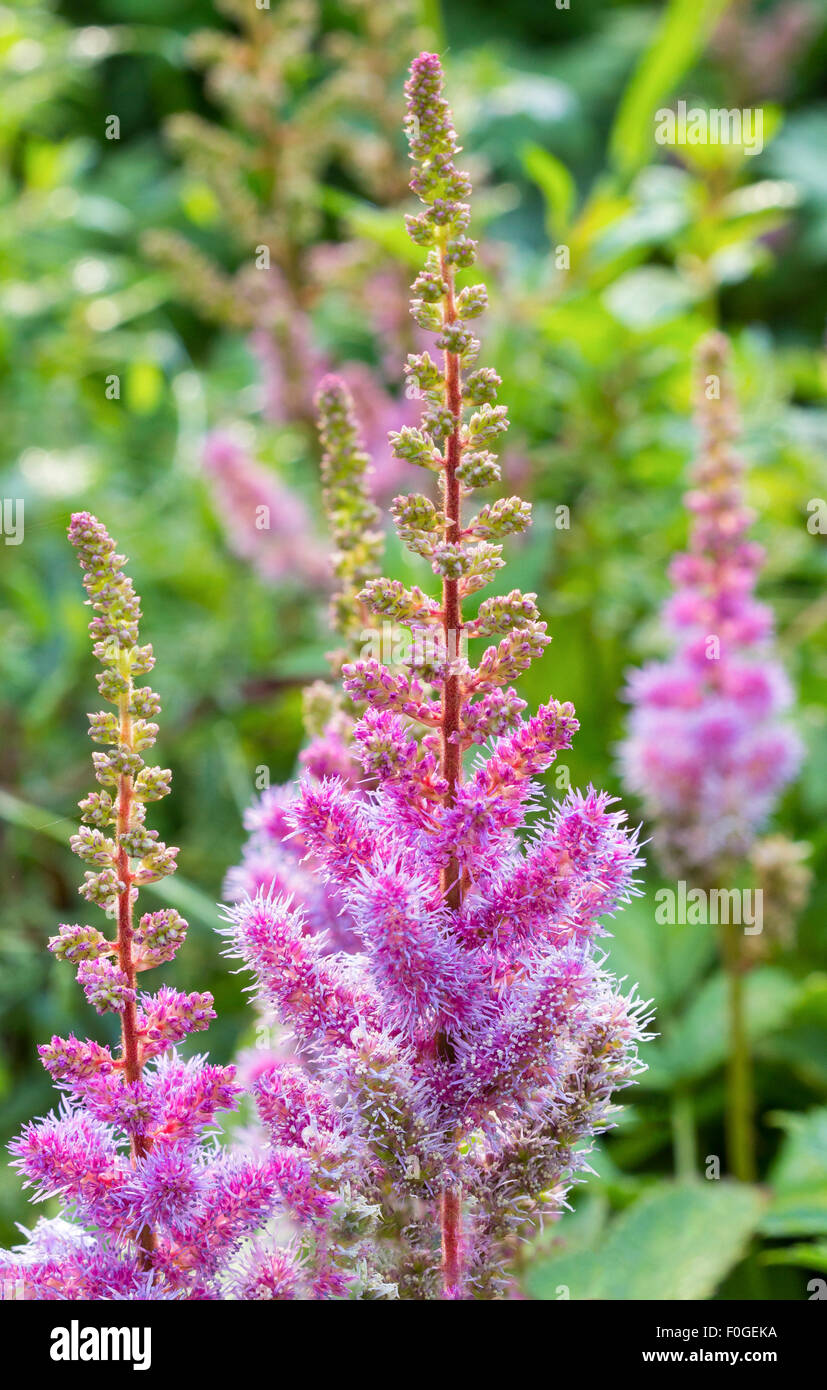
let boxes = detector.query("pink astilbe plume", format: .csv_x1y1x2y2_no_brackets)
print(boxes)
619,333,802,877
221,53,651,1300
1,516,349,1299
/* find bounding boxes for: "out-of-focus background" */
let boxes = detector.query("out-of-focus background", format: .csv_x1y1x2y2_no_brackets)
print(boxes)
1,0,825,1297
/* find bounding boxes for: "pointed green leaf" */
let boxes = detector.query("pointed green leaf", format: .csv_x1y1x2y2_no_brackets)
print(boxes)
526,1182,765,1300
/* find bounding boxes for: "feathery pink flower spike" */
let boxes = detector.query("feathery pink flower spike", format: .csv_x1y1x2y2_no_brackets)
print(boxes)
620,332,802,879
223,53,651,1299
2,516,339,1298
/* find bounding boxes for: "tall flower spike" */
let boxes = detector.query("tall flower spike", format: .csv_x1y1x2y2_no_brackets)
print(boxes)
619,335,802,1186
620,334,802,878
224,54,649,1300
66,516,180,1111
4,516,310,1300
222,378,388,927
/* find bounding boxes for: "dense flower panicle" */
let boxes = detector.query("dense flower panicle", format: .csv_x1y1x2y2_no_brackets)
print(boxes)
223,764,647,1294
220,891,382,1049
218,52,650,1299
290,777,377,889
253,1065,337,1148
10,1109,126,1231
620,334,802,876
228,1242,304,1301
458,787,645,951
4,1037,347,1298
4,516,321,1300
346,859,487,1032
223,782,361,954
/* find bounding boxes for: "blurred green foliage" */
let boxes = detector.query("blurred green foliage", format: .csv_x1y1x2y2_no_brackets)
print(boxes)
0,0,825,1296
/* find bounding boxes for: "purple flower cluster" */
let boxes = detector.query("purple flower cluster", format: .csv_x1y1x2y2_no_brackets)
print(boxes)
620,334,802,877
222,53,650,1299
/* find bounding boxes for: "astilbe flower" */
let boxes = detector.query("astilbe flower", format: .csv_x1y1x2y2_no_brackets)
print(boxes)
222,54,651,1299
202,430,329,587
620,333,802,879
1,516,344,1299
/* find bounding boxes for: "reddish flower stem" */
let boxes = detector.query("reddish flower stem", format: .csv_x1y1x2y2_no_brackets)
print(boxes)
116,698,155,1263
440,1186,463,1296
438,248,464,1295
439,251,464,905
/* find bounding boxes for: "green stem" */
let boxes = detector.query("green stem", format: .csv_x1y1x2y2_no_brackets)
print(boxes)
720,921,756,1182
671,1088,698,1182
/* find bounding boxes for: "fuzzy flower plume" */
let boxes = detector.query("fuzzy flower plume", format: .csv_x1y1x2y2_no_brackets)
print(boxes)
620,334,802,877
222,54,650,1300
2,516,325,1299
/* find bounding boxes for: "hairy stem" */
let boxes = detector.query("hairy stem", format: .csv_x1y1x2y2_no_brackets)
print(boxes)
438,247,464,1293
439,250,464,904
116,680,155,1261
440,1186,462,1296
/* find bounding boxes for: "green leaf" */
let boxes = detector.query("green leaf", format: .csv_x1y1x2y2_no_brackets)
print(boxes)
603,266,700,329
757,1106,827,1243
761,1242,827,1273
526,1181,765,1300
609,0,730,178
521,143,576,242
768,1108,827,1193
762,978,827,1090
762,108,827,203
761,1192,827,1239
